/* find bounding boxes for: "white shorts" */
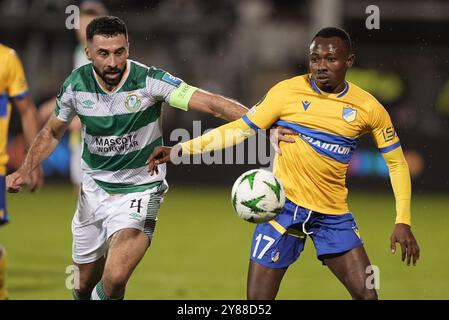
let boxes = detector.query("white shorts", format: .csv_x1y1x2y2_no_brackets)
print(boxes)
71,175,168,264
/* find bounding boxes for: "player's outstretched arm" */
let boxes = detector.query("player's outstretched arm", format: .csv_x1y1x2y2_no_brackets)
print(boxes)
187,89,248,121
6,115,69,193
148,118,254,175
382,147,420,266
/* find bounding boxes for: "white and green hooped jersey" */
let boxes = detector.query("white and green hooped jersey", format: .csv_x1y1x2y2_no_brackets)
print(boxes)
55,60,196,194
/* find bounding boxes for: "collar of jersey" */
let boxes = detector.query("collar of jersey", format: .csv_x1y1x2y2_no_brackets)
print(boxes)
309,77,349,98
92,59,131,94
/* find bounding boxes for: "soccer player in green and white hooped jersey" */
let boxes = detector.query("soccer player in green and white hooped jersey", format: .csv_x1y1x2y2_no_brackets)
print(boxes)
6,16,250,300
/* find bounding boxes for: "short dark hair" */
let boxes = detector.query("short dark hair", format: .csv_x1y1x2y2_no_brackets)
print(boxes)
86,16,127,42
312,27,352,52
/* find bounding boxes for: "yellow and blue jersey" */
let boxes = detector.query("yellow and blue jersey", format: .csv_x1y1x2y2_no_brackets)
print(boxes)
242,74,401,214
0,43,30,176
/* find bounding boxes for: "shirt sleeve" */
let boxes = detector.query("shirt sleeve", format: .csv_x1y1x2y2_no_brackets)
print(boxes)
368,99,412,226
368,99,401,153
242,82,285,130
54,77,76,123
382,147,412,226
146,67,196,111
6,49,29,99
180,118,253,155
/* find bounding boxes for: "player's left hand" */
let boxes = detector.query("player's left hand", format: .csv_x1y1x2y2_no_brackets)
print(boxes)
269,126,297,155
390,223,420,266
6,169,30,193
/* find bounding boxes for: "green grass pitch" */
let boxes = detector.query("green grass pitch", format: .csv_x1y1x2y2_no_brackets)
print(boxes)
2,183,449,299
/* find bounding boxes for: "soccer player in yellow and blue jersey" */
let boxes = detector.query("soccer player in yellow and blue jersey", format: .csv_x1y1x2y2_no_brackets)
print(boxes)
148,27,420,300
0,43,44,299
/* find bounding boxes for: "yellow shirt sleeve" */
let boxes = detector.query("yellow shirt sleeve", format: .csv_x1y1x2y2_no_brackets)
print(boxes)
367,99,411,225
368,100,400,152
180,118,253,155
180,81,287,154
242,82,285,130
6,49,29,98
382,147,412,226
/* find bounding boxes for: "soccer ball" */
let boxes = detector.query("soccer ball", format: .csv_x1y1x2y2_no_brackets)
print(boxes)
231,169,285,223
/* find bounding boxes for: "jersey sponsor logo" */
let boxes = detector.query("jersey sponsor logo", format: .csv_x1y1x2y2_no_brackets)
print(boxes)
125,93,141,112
275,120,358,163
382,126,395,142
93,134,139,153
301,100,311,111
161,72,182,87
300,134,352,156
342,106,357,123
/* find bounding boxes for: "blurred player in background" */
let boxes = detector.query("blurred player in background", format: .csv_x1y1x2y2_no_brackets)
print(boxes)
148,27,421,300
0,44,44,299
6,16,251,300
39,0,108,192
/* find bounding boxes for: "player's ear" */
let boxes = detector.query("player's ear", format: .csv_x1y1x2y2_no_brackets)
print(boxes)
85,46,92,61
346,54,355,69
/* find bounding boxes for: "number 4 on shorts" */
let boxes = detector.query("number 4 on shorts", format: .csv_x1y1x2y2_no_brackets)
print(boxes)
130,199,143,213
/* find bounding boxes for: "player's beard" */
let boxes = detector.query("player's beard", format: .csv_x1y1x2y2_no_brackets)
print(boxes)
93,64,126,87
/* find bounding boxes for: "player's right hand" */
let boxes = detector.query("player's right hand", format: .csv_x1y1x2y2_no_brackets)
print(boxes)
6,170,30,193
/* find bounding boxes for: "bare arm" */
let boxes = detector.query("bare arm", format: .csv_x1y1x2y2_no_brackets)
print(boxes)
188,89,248,121
14,95,45,191
14,95,41,149
6,115,69,193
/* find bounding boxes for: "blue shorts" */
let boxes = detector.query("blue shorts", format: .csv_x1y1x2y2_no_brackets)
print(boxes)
250,198,363,269
0,175,9,226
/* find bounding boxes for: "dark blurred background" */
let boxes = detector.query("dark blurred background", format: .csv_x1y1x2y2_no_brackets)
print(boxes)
2,0,449,192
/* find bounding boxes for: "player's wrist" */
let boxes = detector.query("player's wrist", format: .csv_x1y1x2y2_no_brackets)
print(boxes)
395,222,411,228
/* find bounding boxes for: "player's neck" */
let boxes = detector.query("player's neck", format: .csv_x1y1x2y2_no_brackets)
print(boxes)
103,81,118,92
318,80,346,94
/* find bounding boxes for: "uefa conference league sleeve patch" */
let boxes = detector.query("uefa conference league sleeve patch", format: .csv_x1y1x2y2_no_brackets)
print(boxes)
161,72,182,87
